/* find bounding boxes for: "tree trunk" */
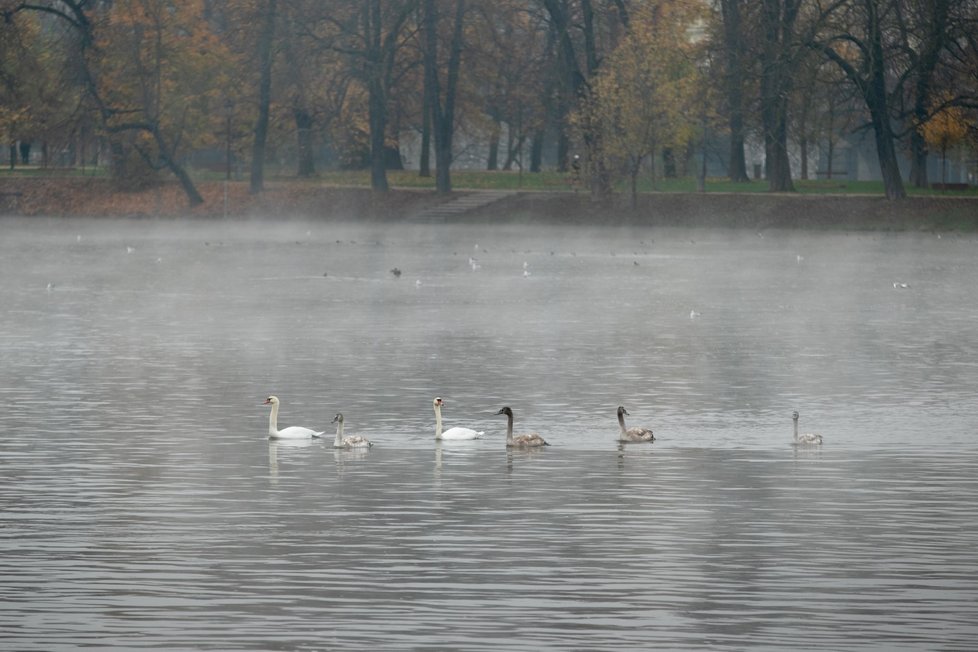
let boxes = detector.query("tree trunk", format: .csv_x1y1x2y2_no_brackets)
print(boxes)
863,0,905,200
530,128,544,173
424,0,465,194
419,77,432,177
163,154,205,207
630,157,639,209
908,0,949,188
487,122,499,170
503,134,525,171
153,128,204,206
720,0,750,182
367,76,389,191
555,120,569,172
759,0,796,192
909,130,928,188
865,81,905,200
294,107,315,177
250,0,277,194
663,147,677,177
800,134,808,180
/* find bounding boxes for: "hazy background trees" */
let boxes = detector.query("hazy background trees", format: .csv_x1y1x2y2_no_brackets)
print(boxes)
2,0,976,204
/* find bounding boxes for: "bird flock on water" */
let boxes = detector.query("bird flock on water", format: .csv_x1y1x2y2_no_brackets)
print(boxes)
264,395,824,448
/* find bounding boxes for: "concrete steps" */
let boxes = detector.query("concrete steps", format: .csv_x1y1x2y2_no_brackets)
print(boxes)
408,190,516,222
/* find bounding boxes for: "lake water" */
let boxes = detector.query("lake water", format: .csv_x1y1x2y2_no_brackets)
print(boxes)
2,216,977,650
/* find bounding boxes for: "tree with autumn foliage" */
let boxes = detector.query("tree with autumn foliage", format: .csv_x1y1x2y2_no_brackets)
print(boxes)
0,7,85,169
8,0,235,206
572,1,705,207
91,0,234,205
0,10,43,167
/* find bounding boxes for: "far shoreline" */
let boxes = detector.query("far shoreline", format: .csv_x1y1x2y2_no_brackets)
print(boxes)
1,177,976,231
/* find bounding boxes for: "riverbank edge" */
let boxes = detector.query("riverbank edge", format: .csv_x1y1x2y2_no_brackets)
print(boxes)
1,177,976,231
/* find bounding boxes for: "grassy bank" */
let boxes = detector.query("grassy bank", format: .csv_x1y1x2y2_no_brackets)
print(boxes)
1,172,976,231
4,165,977,196
277,169,978,197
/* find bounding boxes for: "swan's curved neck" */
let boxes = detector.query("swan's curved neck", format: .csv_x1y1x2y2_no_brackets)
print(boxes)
505,413,514,445
434,404,443,439
268,403,279,436
334,420,344,446
793,420,798,441
617,411,627,433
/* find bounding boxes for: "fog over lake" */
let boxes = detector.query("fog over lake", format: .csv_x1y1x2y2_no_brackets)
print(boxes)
2,216,977,650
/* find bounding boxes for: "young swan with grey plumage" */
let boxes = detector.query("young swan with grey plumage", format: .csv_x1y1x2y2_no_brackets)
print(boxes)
791,411,823,445
331,413,372,449
617,406,654,442
495,406,549,447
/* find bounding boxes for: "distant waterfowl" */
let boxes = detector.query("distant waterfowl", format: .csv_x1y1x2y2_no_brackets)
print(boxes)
496,406,549,447
792,411,823,445
331,413,372,449
390,267,402,278
264,396,324,440
617,406,654,442
433,397,483,440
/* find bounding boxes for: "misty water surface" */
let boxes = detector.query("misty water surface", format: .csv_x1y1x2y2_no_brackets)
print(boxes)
2,216,977,650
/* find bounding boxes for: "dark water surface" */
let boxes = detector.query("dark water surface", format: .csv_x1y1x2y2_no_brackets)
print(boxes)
2,217,977,650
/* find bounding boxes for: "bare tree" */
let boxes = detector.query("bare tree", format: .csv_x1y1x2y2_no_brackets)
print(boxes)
423,0,465,193
814,0,906,199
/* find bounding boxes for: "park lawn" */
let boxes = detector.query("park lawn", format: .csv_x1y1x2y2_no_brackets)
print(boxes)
3,164,976,197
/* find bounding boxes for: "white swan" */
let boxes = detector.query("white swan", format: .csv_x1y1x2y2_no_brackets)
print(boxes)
263,396,324,440
496,406,549,447
433,397,483,440
617,406,654,442
331,413,372,449
792,411,823,445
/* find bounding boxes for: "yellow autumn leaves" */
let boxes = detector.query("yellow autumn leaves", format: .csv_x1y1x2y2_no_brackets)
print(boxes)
571,1,710,194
